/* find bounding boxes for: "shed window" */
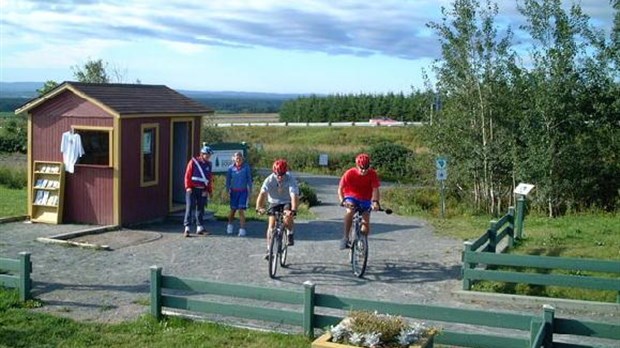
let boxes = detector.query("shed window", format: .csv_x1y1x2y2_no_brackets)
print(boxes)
76,128,112,166
141,124,159,186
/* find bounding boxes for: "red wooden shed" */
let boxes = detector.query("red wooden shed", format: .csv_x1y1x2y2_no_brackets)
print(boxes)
17,81,213,226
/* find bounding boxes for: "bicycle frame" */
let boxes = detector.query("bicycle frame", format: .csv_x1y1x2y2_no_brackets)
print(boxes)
348,206,369,278
268,208,288,279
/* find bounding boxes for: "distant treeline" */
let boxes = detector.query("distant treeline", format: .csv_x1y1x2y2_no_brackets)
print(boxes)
191,97,283,114
2,94,433,118
279,92,433,122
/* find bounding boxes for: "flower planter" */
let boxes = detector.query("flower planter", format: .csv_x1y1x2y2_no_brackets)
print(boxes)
311,331,434,348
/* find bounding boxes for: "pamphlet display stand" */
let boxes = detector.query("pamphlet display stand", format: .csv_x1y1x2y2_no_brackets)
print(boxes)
31,161,65,224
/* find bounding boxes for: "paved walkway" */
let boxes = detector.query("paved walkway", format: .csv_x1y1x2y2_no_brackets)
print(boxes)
0,173,617,335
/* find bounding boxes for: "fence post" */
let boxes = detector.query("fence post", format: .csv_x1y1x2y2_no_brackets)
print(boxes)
18,252,31,301
542,305,555,348
150,266,162,320
515,196,525,239
487,221,497,253
303,281,316,339
462,242,473,290
507,206,515,248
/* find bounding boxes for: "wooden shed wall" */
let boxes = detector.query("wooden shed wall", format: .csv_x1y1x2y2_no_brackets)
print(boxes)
120,117,171,225
30,92,115,225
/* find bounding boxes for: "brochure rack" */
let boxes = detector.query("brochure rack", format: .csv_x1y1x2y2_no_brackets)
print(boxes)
31,161,65,224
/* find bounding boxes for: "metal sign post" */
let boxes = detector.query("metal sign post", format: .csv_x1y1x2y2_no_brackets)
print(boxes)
436,157,448,218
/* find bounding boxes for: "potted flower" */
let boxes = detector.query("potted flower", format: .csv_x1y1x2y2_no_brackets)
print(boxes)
312,310,439,348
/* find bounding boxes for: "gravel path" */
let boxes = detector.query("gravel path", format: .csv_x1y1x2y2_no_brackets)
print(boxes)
1,172,617,339
0,172,463,324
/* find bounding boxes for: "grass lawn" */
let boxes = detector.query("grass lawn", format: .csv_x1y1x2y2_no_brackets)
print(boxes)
0,186,26,217
0,289,310,348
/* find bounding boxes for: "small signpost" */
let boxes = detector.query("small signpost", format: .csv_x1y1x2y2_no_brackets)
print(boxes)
319,154,328,166
436,157,448,218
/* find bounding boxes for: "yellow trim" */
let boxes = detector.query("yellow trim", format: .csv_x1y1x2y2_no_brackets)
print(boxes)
168,118,195,212
71,126,114,167
114,117,121,225
27,113,33,218
140,123,159,187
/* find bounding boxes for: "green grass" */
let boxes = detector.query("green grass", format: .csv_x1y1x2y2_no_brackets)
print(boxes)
0,186,26,217
0,288,309,348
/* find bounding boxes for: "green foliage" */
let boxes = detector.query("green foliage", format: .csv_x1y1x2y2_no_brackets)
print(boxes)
0,186,27,217
0,114,27,153
279,91,433,123
298,181,319,207
37,80,58,95
0,166,27,189
367,142,416,183
423,0,619,216
72,58,110,83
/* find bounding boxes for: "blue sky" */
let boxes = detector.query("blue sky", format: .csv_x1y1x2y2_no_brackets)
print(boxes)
0,0,615,94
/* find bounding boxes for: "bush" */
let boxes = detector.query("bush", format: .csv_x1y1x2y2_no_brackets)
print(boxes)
0,166,27,189
0,115,27,153
367,142,416,183
298,181,319,207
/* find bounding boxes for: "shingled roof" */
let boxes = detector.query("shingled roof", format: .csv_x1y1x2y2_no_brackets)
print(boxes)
17,81,214,116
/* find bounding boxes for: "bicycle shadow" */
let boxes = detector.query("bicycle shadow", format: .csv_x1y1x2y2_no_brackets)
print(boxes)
276,258,461,287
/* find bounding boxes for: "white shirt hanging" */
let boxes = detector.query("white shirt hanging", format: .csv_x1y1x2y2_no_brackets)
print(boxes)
60,130,85,173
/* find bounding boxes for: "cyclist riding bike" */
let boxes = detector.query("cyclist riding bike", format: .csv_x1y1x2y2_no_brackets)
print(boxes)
256,159,300,259
337,153,382,250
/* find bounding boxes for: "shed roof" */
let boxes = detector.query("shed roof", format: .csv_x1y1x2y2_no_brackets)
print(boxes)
16,81,214,116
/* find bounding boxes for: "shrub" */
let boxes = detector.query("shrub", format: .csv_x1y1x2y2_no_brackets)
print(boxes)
298,181,319,207
367,142,416,183
0,166,27,189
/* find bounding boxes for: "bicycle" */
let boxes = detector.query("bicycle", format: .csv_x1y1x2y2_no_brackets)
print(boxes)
345,203,392,278
257,207,289,278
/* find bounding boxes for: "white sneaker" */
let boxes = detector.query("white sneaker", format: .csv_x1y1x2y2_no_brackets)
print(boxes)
226,224,234,235
238,228,247,237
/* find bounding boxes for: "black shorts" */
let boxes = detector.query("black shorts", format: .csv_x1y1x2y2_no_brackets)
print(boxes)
267,203,292,215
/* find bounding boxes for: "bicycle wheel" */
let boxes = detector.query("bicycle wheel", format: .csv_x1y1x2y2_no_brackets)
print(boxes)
280,231,288,267
351,233,368,278
268,230,279,278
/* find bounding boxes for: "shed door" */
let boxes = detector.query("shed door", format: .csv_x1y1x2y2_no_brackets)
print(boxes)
171,121,192,206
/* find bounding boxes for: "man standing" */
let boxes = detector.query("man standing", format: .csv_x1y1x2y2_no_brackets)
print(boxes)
183,145,214,237
226,151,253,236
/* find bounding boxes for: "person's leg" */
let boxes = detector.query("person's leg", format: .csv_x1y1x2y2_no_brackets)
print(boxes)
361,211,371,235
282,203,295,246
341,208,354,249
238,209,246,228
237,190,248,235
264,215,276,259
183,189,193,236
196,190,207,234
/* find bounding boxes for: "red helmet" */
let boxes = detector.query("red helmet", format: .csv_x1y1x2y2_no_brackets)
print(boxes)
272,159,288,176
355,153,371,169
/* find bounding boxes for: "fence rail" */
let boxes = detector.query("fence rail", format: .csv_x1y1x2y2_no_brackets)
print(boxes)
149,266,620,348
213,121,424,127
461,198,620,303
0,252,32,301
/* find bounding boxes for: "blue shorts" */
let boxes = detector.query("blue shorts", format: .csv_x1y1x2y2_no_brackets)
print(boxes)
229,190,249,210
343,197,372,212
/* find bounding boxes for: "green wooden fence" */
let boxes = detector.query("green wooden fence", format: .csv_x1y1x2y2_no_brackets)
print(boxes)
461,199,620,303
0,252,32,301
149,266,620,348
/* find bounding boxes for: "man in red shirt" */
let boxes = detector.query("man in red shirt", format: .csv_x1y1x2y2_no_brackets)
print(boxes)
337,153,381,250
